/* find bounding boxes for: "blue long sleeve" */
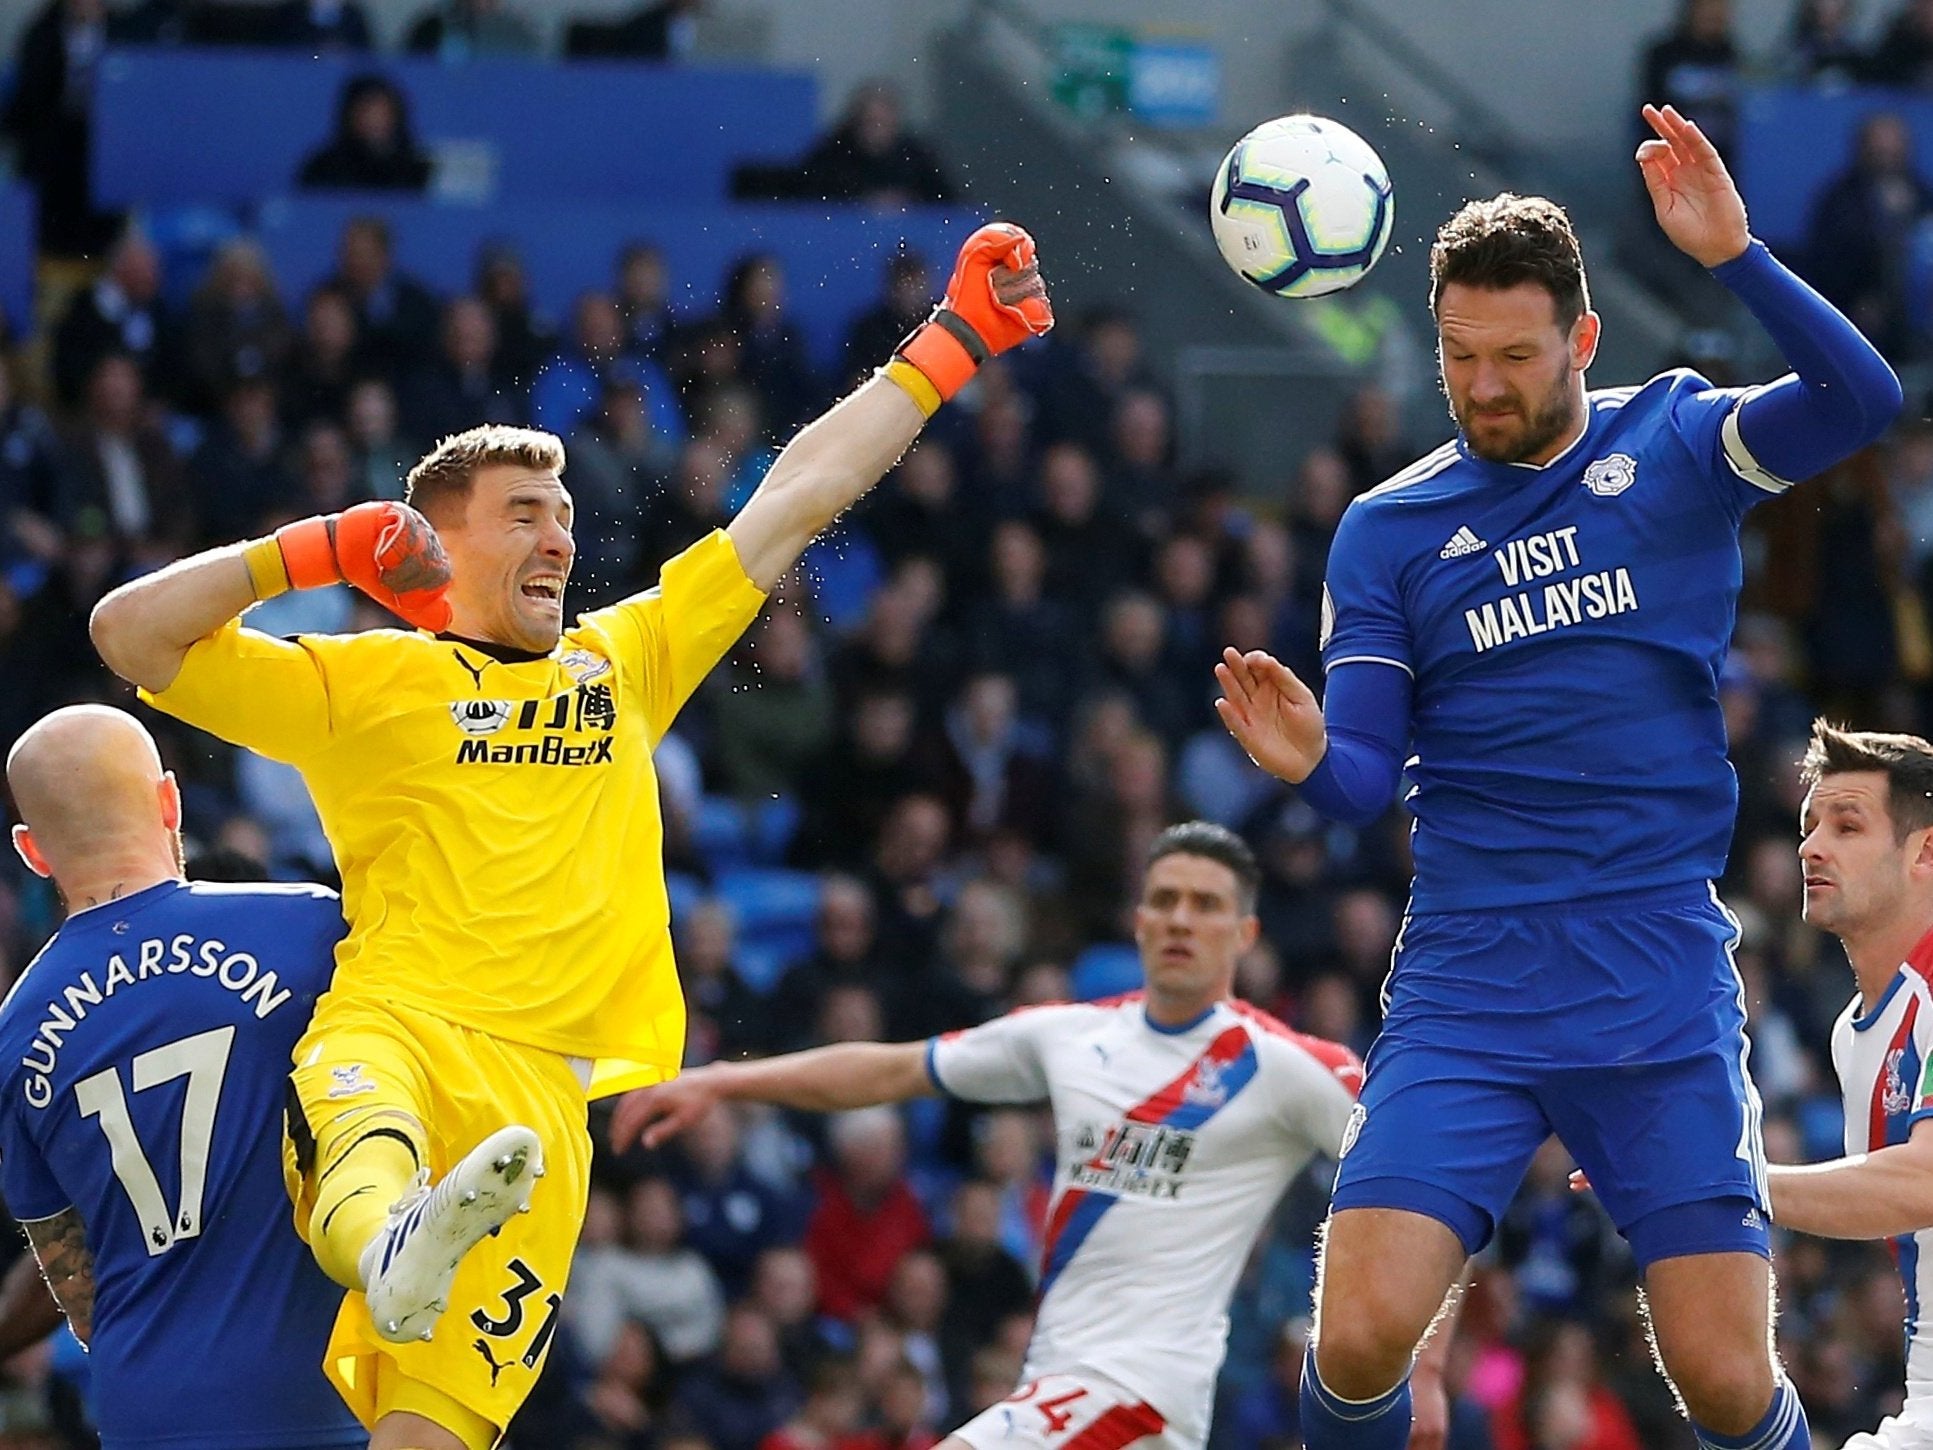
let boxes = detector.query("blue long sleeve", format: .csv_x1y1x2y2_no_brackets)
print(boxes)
1716,240,1903,484
1296,660,1412,827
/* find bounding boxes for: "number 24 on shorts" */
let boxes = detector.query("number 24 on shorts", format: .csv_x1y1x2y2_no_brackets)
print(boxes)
1009,1380,1089,1435
997,1376,1165,1445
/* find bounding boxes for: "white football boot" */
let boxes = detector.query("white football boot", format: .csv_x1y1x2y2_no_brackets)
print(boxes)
360,1124,544,1344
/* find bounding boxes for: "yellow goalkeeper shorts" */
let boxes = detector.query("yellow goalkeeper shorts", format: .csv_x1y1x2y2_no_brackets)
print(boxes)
283,994,592,1444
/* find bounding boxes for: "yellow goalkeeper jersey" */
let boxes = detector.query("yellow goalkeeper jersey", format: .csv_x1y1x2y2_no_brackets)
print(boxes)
144,530,765,1097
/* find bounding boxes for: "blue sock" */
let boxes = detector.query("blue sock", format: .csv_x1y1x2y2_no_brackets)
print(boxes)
1693,1377,1811,1450
1300,1351,1413,1450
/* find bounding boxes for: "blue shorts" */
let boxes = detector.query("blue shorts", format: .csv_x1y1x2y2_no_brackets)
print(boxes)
1331,883,1770,1265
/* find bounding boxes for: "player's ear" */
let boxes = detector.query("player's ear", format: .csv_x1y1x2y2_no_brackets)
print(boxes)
157,772,181,833
11,823,51,879
1570,311,1602,372
1238,912,1260,953
1912,823,1933,876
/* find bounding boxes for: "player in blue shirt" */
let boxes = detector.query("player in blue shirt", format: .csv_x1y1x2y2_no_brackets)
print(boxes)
1215,105,1903,1450
0,705,363,1449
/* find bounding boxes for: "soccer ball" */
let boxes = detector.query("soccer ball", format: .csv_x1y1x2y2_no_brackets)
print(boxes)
1210,115,1395,299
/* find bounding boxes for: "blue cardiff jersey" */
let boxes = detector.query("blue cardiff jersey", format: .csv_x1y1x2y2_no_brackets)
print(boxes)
1321,370,1784,912
0,881,362,1449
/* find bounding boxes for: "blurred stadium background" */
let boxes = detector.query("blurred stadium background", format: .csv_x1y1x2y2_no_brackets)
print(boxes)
0,0,1928,1445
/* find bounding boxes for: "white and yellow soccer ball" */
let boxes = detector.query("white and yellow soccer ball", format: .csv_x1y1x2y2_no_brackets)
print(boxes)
1210,114,1395,299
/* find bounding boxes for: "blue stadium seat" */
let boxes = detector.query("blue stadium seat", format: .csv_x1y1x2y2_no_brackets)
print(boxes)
93,47,819,208
144,204,244,304
3,560,49,601
713,867,822,941
0,184,34,337
1796,1093,1847,1164
732,938,797,995
1906,216,1933,342
664,870,705,928
1070,943,1144,1002
748,795,802,865
695,795,804,871
800,530,886,634
1735,86,1933,250
249,195,983,370
903,1093,948,1162
695,795,753,870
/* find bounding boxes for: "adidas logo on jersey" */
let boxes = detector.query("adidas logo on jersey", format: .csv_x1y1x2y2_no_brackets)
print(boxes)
1438,526,1488,559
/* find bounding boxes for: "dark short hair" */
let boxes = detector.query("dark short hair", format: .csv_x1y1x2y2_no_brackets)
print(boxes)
1801,718,1933,840
1429,193,1590,329
1145,821,1260,912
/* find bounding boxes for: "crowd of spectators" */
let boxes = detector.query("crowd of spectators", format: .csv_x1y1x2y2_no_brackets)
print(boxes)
1635,0,1933,364
0,1,1931,1448
0,203,1928,1447
1,0,949,258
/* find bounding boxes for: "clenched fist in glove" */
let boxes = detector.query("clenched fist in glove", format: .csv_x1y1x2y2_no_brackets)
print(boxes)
886,222,1054,415
243,501,454,632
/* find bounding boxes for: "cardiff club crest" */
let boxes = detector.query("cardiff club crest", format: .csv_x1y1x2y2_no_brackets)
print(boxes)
1582,453,1638,498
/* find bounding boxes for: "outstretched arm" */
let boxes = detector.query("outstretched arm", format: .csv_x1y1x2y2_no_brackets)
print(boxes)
611,1042,935,1151
725,377,927,591
727,224,1053,591
21,1209,93,1349
1766,1117,1933,1240
1638,102,1902,482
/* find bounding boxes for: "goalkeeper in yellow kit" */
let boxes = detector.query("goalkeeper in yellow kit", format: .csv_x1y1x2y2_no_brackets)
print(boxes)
90,225,1053,1450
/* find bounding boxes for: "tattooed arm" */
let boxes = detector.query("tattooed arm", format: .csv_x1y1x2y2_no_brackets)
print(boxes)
22,1210,93,1348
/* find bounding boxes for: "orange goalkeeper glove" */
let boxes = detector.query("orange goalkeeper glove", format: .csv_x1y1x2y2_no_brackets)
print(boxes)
888,222,1054,415
243,501,454,632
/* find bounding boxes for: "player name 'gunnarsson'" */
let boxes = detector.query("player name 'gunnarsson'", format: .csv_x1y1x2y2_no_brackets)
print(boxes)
17,935,293,1108
1463,526,1641,654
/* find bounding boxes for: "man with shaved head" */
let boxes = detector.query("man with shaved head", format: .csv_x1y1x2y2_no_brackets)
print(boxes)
8,706,181,896
0,705,361,1450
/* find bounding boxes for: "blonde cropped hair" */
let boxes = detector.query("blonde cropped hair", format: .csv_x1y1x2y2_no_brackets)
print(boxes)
404,425,565,523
